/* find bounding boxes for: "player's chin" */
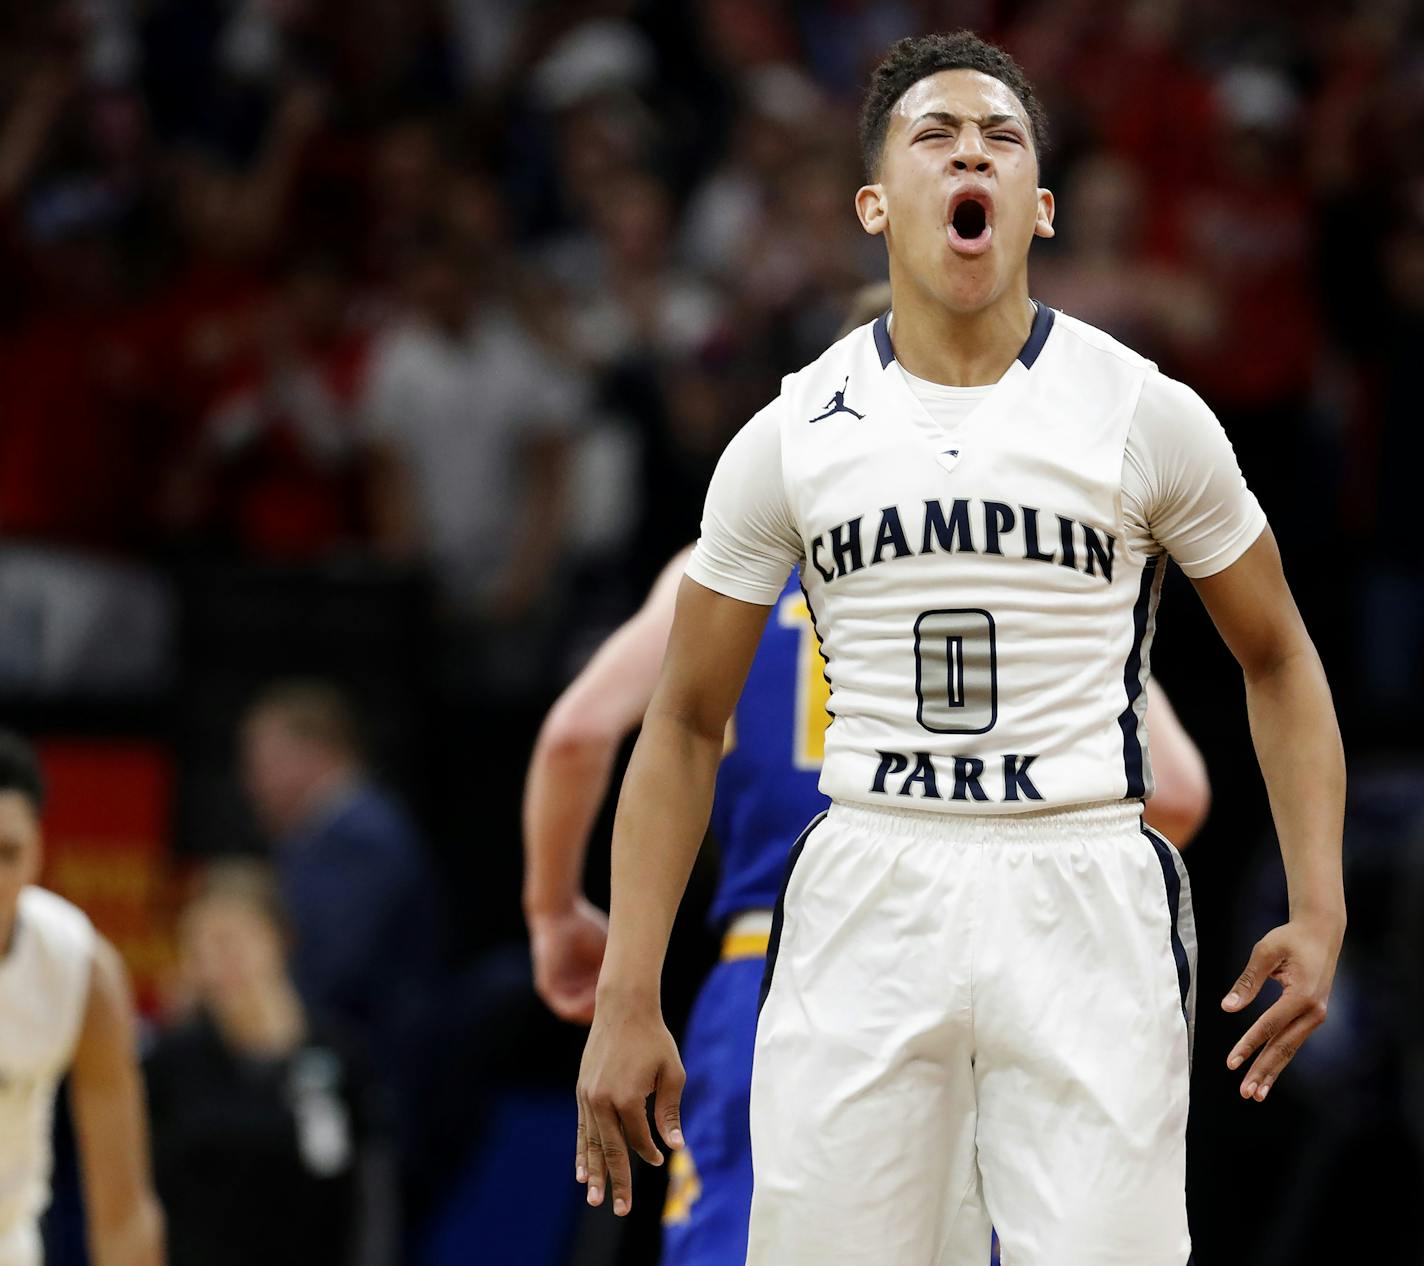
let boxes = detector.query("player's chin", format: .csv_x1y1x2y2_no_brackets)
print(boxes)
934,255,1002,310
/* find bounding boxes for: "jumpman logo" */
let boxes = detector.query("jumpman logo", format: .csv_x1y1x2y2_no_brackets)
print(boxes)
809,377,864,423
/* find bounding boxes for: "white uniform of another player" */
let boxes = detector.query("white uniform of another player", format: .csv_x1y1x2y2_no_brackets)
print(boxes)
0,887,96,1266
687,304,1264,1265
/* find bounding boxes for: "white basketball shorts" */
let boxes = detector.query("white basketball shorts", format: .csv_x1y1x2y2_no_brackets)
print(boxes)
747,799,1196,1266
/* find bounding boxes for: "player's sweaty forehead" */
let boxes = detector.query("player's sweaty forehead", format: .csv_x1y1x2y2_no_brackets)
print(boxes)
887,69,1033,151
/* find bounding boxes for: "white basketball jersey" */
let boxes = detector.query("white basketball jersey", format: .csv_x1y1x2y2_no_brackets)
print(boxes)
0,887,95,1253
779,305,1163,814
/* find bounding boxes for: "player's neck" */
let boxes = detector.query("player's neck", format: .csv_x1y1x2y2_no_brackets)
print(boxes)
0,906,14,959
888,279,1035,388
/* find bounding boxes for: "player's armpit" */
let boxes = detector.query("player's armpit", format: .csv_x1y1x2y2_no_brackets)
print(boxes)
69,937,165,1266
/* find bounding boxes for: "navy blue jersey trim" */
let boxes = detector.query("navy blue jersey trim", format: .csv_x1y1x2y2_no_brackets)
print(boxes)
1117,556,1161,798
873,310,894,367
798,575,834,701
1016,301,1055,368
1143,824,1192,1023
758,810,828,1015
871,302,1053,371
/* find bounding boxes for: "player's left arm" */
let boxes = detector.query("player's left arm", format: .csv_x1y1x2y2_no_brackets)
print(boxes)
1191,527,1345,1103
69,936,165,1266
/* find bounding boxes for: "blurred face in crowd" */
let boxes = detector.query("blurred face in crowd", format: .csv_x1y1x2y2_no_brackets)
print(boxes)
241,709,331,839
180,894,286,1001
405,249,472,335
0,792,41,944
1063,153,1143,258
857,69,1054,314
592,172,673,272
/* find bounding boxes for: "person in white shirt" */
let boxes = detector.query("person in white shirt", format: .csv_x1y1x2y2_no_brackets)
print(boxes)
573,31,1345,1266
0,731,163,1266
362,233,586,625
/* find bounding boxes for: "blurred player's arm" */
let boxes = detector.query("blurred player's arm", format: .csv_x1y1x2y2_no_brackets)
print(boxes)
522,547,690,1023
1142,681,1210,847
1193,526,1345,1101
578,575,772,1216
69,936,165,1266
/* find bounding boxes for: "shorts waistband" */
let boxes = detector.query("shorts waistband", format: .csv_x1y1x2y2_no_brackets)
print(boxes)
826,798,1144,844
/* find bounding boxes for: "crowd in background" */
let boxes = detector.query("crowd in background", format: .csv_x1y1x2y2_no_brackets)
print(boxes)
2,1,1423,1263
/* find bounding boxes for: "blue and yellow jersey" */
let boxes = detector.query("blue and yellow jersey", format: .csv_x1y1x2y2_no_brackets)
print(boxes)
708,570,830,924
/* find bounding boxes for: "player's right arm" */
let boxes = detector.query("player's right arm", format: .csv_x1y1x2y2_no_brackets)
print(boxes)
576,576,773,1216
69,936,165,1266
576,398,797,1219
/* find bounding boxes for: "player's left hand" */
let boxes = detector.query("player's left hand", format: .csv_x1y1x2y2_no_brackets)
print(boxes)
1221,913,1344,1102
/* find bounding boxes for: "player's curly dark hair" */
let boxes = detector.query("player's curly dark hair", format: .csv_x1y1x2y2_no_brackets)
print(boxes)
0,730,45,811
858,31,1048,179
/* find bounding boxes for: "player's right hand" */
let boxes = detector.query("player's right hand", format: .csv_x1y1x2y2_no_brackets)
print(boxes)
576,995,686,1217
529,897,608,1024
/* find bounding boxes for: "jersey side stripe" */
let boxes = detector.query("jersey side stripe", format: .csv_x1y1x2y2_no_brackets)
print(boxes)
1118,556,1162,797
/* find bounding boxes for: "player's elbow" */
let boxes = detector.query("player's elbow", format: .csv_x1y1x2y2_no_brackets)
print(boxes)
535,708,624,769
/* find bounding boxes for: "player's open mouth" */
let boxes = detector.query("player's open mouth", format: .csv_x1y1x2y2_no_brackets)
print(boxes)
946,190,994,256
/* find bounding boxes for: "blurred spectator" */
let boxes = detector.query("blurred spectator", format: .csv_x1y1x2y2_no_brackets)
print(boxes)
360,230,585,627
1356,191,1424,720
678,64,822,279
128,78,327,478
1033,150,1215,359
239,680,441,1078
146,861,394,1266
164,252,371,561
1158,64,1321,418
560,168,726,370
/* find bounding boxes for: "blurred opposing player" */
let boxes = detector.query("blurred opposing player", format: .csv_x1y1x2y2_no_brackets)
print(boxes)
576,31,1344,1266
0,732,164,1266
523,547,1208,1266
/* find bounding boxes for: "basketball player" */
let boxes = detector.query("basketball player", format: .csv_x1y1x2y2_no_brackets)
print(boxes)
526,544,1208,1265
0,732,164,1266
575,32,1345,1266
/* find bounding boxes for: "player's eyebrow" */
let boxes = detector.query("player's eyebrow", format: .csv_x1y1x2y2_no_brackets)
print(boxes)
910,111,1022,131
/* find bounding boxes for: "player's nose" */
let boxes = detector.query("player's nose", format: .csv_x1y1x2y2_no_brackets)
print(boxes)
949,127,992,174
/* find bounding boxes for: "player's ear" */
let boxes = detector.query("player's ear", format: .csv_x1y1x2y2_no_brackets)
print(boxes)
1033,187,1055,240
856,183,888,237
